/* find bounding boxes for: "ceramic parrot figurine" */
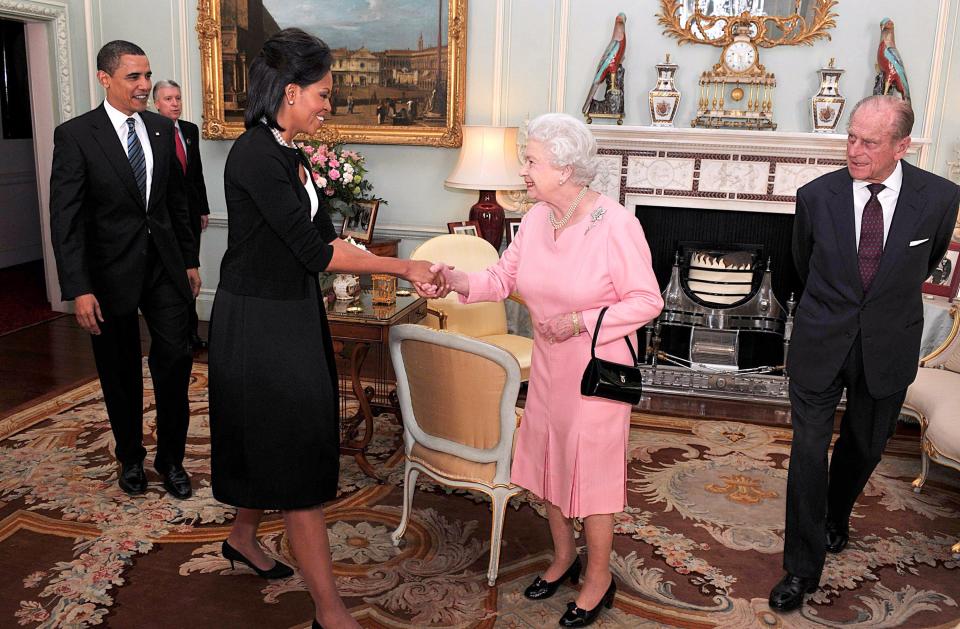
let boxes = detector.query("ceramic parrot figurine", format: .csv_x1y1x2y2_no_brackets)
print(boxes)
581,13,627,116
873,17,910,101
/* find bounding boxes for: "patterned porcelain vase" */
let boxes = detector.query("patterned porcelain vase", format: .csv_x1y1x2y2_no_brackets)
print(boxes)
811,58,846,133
649,54,681,127
332,274,360,301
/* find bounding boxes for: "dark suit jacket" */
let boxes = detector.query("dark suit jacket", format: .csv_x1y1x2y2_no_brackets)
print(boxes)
788,161,960,397
50,104,198,315
178,119,210,244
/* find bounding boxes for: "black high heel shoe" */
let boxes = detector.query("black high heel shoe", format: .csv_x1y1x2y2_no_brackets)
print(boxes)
222,540,294,579
523,555,582,600
311,621,324,629
558,577,616,627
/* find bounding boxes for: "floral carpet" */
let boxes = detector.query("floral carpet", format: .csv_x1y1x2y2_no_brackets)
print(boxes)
0,363,958,628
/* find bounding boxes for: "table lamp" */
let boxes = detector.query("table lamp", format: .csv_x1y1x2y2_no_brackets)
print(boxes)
445,126,526,249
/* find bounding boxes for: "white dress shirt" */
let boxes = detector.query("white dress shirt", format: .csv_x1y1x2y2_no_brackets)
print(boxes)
103,99,154,207
852,161,902,249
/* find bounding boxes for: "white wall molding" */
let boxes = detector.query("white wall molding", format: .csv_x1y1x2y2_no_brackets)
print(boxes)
551,0,569,112
0,0,75,122
490,0,508,125
205,216,445,242
919,0,953,170
174,0,192,122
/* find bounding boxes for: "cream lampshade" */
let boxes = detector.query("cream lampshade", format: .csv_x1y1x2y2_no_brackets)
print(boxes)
445,126,525,249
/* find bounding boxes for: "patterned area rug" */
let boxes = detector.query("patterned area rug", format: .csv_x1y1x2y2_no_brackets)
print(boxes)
0,362,958,628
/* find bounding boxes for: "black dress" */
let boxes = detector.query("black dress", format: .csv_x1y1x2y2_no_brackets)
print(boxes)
209,124,340,509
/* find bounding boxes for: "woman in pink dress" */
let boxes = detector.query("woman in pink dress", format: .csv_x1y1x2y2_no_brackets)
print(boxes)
432,113,663,626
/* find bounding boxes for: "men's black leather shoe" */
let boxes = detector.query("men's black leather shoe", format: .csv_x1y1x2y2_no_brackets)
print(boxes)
190,334,208,351
825,521,849,553
156,463,192,499
118,461,148,495
768,573,818,611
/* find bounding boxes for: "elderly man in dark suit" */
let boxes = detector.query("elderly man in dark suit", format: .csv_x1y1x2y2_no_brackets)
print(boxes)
770,95,960,611
49,40,200,499
153,79,211,350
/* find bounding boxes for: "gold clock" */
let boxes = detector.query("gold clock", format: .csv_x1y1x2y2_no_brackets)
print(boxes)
693,25,777,130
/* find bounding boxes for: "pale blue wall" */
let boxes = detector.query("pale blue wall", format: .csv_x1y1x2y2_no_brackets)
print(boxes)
40,0,960,313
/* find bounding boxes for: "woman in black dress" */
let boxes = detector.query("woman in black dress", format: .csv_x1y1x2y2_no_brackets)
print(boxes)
208,29,441,629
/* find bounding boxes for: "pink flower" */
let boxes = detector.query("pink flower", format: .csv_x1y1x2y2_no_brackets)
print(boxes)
328,169,341,180
328,159,340,168
302,145,314,154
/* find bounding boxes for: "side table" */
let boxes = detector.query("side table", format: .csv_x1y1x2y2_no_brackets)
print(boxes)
326,290,426,480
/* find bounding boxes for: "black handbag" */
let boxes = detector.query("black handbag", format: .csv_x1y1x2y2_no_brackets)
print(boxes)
580,306,644,405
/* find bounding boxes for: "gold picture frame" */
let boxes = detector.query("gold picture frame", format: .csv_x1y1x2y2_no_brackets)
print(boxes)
196,0,467,147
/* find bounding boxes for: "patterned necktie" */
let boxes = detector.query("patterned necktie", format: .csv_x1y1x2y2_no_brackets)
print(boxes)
858,182,885,292
174,128,187,175
126,118,147,204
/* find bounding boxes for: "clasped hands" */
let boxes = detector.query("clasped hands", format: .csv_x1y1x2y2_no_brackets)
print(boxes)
410,262,460,299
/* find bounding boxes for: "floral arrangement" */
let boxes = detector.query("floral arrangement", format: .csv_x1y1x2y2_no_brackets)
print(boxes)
297,141,380,218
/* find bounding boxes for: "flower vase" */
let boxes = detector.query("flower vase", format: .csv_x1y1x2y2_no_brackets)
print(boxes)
811,58,846,133
649,54,681,127
332,274,360,301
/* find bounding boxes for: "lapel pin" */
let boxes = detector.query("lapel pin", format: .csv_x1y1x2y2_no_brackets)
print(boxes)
154,131,160,136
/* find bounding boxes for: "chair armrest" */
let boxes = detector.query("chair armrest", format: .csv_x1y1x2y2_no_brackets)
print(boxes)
922,305,959,370
426,305,449,330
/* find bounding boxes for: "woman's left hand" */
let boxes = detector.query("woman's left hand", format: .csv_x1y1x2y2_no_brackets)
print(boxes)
538,311,579,345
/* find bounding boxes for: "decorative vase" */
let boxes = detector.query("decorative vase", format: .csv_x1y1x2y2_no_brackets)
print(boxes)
468,191,505,250
811,58,846,133
649,54,681,127
332,274,360,301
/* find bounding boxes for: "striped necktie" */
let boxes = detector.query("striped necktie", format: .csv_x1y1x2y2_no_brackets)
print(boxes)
126,117,147,204
858,183,885,292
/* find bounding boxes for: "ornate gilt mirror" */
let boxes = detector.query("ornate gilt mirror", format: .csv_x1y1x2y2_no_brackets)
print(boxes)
658,0,838,47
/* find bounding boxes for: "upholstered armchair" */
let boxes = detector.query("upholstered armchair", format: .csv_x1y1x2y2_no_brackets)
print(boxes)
388,324,523,585
902,305,960,556
410,234,533,381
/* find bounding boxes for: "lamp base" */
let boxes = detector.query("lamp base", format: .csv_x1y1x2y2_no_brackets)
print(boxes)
469,190,504,250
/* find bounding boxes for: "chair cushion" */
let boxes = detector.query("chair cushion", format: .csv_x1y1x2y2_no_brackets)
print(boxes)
431,299,509,338
482,334,533,381
409,442,498,485
905,368,960,463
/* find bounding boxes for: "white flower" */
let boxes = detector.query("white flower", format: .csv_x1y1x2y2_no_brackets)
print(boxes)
327,521,398,564
344,237,367,251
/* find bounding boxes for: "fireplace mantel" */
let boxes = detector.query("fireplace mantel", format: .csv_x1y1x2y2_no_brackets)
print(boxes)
588,125,930,214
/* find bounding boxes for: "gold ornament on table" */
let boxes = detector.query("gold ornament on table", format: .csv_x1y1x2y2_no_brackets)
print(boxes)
692,23,777,131
371,274,398,305
811,58,846,133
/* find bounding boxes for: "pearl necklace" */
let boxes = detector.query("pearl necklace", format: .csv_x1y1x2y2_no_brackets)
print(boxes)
548,187,588,230
269,126,294,148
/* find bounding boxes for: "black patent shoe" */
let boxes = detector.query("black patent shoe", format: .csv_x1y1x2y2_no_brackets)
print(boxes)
825,521,849,554
768,573,818,611
311,621,323,629
222,541,294,579
524,555,582,600
558,577,616,627
118,461,147,495
155,462,193,499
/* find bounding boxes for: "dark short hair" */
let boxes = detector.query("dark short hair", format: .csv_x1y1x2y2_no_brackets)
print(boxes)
97,40,147,75
849,95,914,140
245,28,334,130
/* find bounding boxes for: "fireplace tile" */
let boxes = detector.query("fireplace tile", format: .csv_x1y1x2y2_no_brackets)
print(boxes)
698,160,768,194
772,163,838,196
626,156,695,190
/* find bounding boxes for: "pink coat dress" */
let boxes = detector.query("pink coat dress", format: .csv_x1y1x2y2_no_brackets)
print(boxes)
461,195,663,517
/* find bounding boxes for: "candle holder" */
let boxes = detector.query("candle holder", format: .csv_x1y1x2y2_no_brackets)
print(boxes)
372,274,397,305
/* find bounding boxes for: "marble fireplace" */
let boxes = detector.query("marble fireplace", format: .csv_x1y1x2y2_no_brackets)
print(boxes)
588,126,926,402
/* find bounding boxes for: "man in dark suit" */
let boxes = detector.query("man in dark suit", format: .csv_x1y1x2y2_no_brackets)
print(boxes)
153,79,211,350
49,40,200,499
770,95,960,611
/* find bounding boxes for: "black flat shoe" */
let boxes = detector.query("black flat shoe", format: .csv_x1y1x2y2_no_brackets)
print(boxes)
155,463,193,499
768,573,818,611
222,540,294,579
524,555,582,600
190,333,208,351
558,577,616,627
825,521,849,554
311,621,323,629
118,461,147,495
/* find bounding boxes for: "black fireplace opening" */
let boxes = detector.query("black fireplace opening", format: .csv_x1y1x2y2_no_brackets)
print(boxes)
636,205,802,306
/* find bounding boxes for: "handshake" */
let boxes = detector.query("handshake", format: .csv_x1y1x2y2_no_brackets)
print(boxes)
405,261,465,299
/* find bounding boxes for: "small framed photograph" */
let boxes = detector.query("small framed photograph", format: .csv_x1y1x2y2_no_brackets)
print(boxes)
340,199,380,244
447,220,482,237
923,241,960,300
504,218,523,246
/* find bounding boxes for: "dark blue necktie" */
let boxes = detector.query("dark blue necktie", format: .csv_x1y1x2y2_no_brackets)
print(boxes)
858,183,885,292
126,118,147,204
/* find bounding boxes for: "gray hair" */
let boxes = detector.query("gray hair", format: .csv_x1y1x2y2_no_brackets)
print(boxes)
152,79,181,101
525,113,598,185
848,95,914,140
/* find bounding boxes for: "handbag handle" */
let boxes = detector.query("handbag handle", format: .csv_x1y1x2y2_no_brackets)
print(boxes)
590,306,639,365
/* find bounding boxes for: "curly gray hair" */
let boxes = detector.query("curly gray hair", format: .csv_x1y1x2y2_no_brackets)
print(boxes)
525,113,598,185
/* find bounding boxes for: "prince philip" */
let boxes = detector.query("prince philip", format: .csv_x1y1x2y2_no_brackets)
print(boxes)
770,95,960,611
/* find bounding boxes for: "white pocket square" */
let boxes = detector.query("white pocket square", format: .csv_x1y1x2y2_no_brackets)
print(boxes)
909,238,930,247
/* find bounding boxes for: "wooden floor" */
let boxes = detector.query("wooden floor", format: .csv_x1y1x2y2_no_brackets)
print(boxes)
1,315,800,425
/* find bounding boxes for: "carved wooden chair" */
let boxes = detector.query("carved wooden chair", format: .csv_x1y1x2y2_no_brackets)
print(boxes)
902,304,960,556
388,324,523,585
